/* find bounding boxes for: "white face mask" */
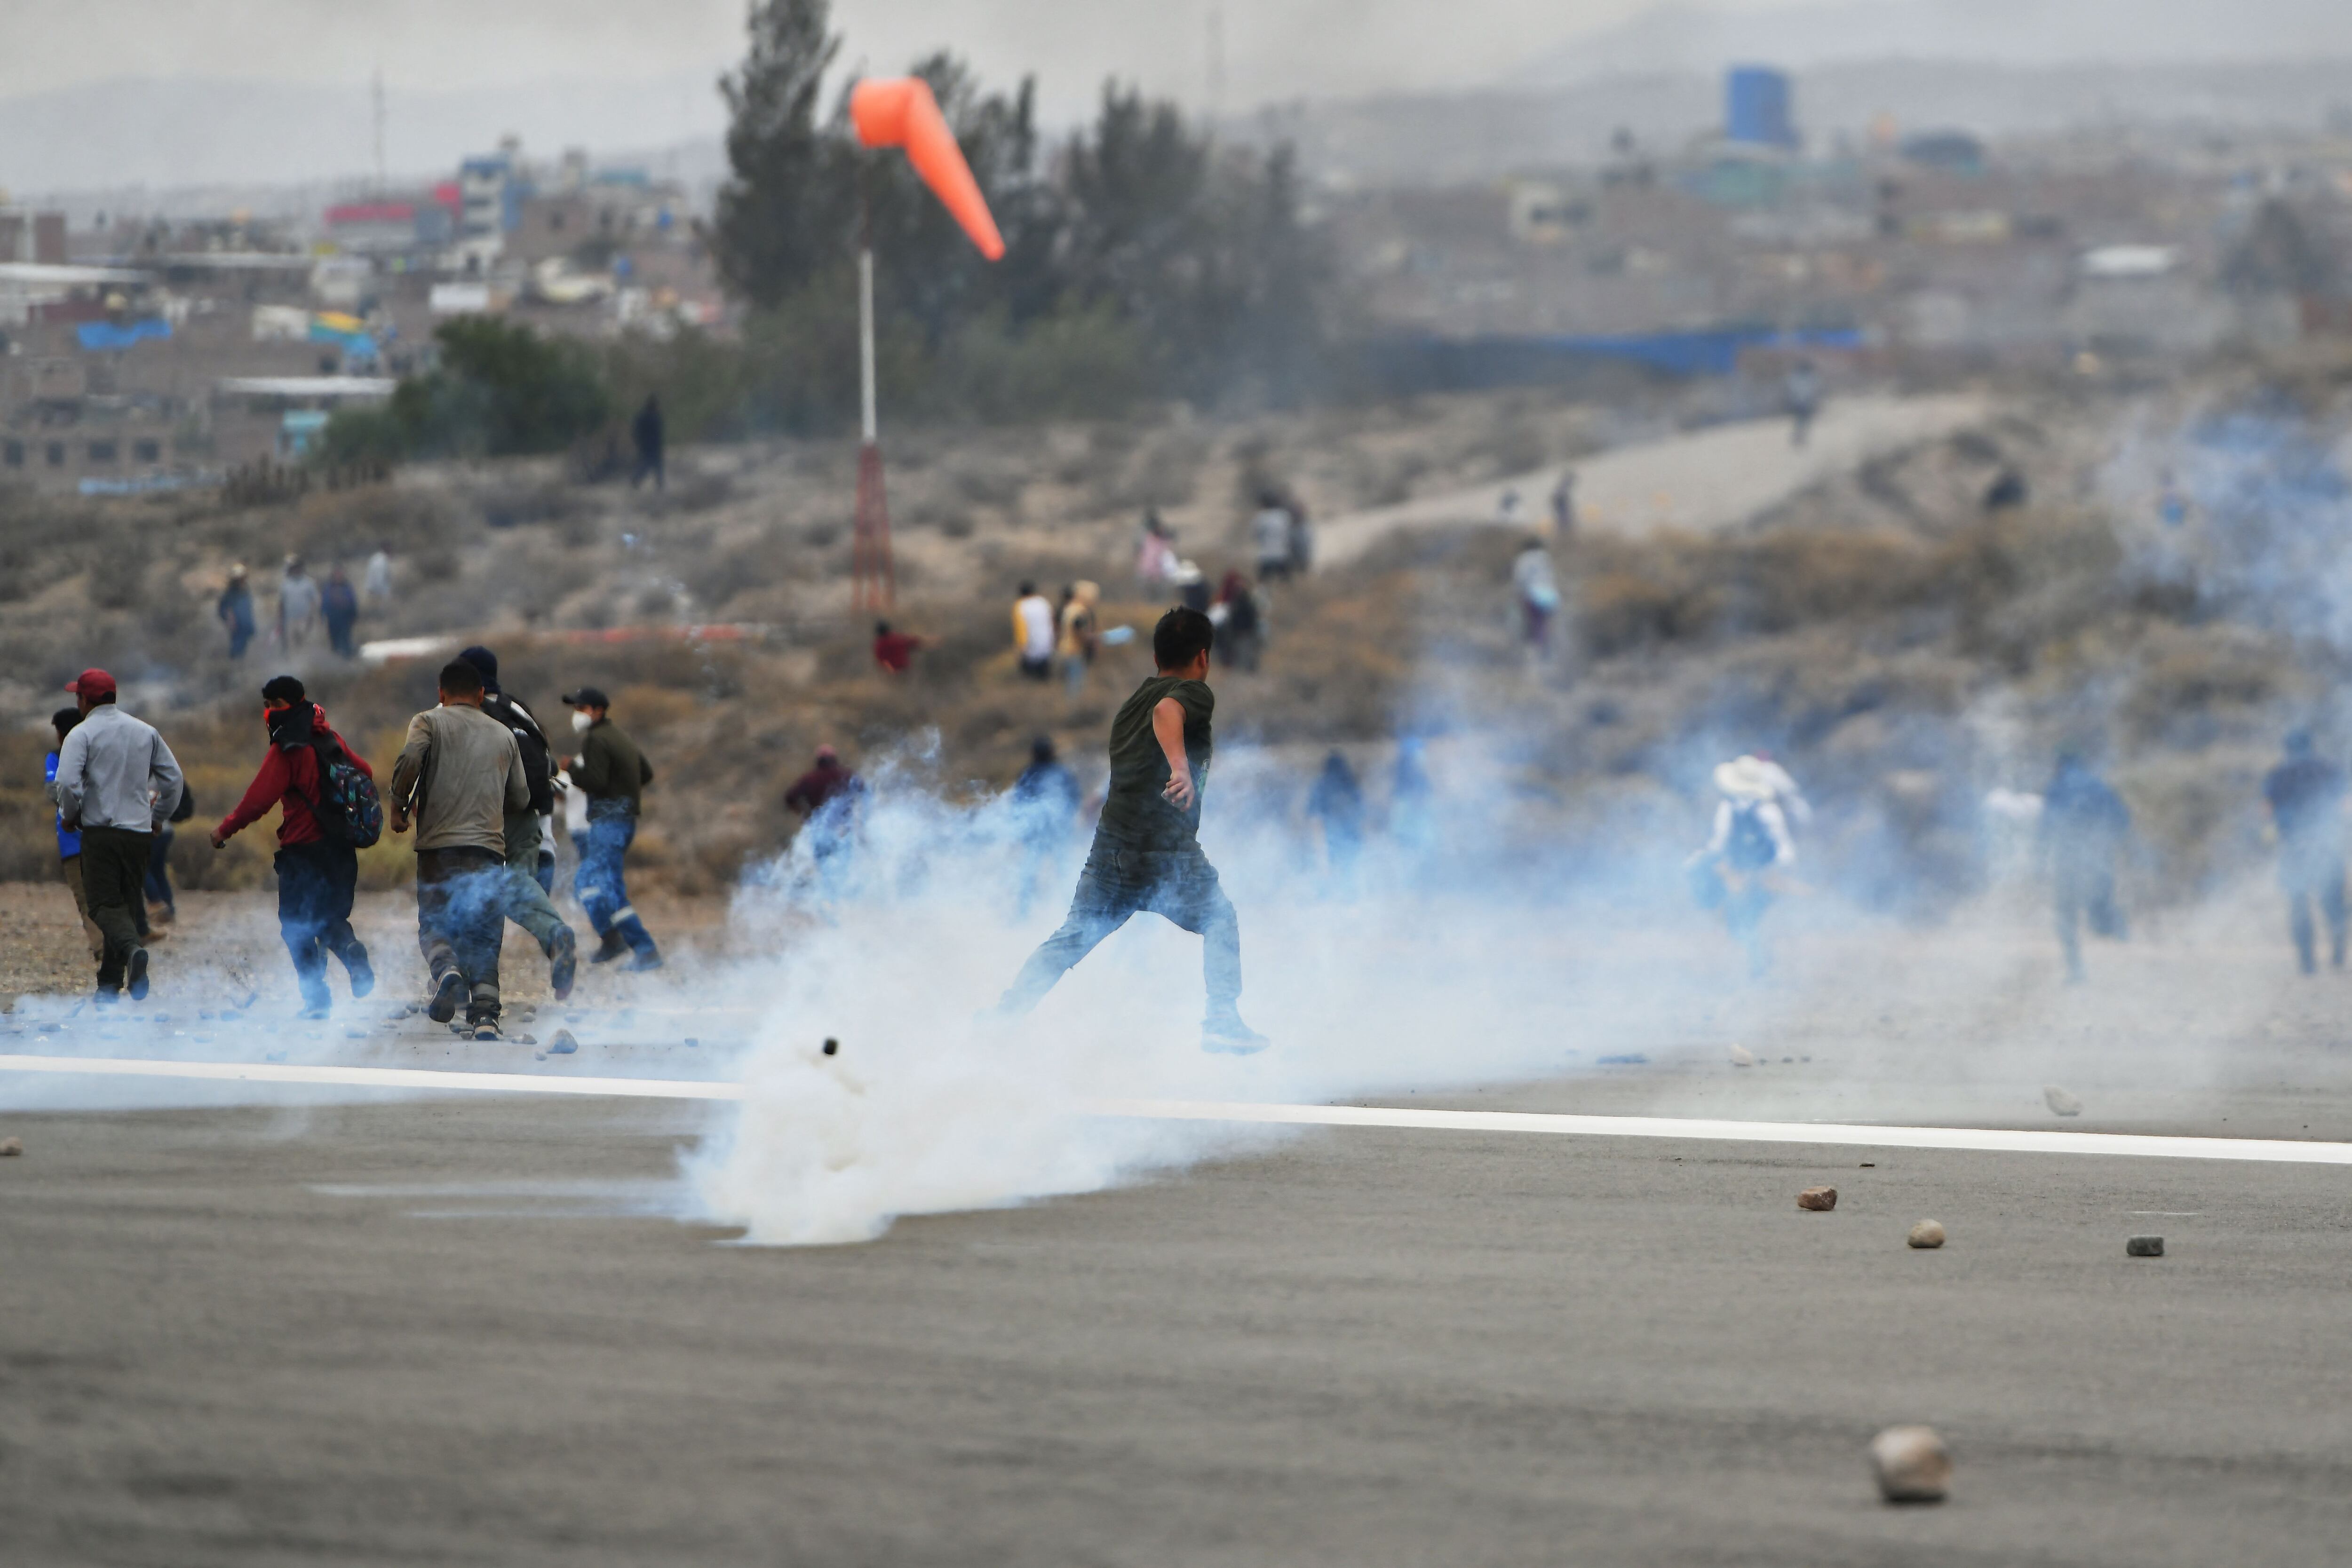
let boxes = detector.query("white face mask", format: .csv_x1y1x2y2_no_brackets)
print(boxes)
572,710,595,734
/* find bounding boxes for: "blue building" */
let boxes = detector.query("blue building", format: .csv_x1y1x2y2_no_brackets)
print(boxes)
1724,66,1797,150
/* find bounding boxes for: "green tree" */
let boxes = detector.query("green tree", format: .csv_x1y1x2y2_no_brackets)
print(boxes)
713,0,846,308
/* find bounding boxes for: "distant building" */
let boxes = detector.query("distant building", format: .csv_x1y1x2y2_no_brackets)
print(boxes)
0,207,67,264
1724,66,1797,151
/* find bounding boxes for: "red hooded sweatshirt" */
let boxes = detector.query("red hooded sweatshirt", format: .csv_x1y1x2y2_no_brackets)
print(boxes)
218,702,375,847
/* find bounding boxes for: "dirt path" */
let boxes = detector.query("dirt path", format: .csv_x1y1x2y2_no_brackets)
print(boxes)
1315,391,1991,563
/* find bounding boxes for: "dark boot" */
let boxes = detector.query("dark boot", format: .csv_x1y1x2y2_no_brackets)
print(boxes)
589,929,629,965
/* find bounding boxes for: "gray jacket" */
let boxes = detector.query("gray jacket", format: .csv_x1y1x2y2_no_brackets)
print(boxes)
53,702,183,833
389,703,529,855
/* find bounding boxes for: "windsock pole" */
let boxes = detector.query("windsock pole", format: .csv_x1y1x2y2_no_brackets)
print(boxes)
850,178,894,612
845,74,1002,615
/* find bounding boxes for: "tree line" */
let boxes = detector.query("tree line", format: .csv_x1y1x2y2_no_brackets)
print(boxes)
328,0,1332,465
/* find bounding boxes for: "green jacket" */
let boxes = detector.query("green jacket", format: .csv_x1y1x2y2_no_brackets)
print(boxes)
572,719,653,811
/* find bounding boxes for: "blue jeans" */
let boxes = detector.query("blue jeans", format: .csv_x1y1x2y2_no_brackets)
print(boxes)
416,847,507,1019
577,810,655,954
1000,837,1242,1023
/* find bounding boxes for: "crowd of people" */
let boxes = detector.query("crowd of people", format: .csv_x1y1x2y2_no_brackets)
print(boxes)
44,654,667,1034
37,468,2352,1041
215,546,397,664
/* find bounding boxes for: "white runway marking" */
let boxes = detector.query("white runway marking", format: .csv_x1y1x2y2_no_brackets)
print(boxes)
4,1055,2349,1165
1089,1099,2352,1166
0,1053,745,1101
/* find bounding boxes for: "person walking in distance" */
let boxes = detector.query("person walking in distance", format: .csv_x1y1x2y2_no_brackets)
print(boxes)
277,554,320,649
995,607,1269,1053
211,675,377,1018
457,646,578,1000
631,394,666,491
2038,752,2132,984
363,543,395,605
143,777,193,929
1785,358,1822,448
1013,582,1057,682
1058,581,1101,697
2264,729,2347,974
1252,491,1295,584
563,685,662,970
50,669,183,1005
389,659,532,1036
784,744,863,900
1305,750,1366,896
1009,735,1082,919
45,708,104,964
1688,754,1797,979
321,564,360,658
1550,469,1578,540
1512,537,1561,660
217,563,256,660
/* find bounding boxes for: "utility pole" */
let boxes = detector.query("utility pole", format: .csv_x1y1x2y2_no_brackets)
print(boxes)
1206,5,1226,132
850,171,894,613
372,67,387,195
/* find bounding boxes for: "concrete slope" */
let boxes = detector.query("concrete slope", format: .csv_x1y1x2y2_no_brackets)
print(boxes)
1316,392,1991,565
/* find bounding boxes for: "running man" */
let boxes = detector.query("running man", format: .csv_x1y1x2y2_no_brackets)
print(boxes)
995,607,1268,1053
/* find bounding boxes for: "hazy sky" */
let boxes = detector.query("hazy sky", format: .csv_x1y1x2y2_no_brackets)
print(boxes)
0,0,1814,119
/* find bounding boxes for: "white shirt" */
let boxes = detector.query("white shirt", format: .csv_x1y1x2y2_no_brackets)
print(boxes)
1253,507,1293,563
363,550,394,600
1016,595,1057,660
1511,547,1558,606
1748,756,1812,828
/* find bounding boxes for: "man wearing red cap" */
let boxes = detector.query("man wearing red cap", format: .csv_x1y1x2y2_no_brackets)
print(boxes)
51,669,183,1004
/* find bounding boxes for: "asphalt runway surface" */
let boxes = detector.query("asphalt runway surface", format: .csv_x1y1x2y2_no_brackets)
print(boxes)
5,1060,2352,1567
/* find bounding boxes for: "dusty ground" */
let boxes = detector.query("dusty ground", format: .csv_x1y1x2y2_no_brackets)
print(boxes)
4,893,2352,1564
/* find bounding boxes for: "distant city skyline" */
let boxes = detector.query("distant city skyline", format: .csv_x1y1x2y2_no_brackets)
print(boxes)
5,0,2351,198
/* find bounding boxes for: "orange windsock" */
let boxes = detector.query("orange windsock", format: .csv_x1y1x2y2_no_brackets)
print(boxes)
850,77,1006,261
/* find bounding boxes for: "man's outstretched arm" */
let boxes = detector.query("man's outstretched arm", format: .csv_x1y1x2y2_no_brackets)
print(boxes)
1153,698,1194,811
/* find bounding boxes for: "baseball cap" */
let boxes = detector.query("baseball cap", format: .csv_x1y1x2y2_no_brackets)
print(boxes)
65,669,116,698
561,686,610,708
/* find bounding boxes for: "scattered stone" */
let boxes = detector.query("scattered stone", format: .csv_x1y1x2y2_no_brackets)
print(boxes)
547,1030,579,1054
344,1029,366,1040
1729,1045,1755,1067
822,1037,840,1057
514,1034,536,1046
1781,1056,1794,1063
264,1052,286,1063
533,1051,547,1062
1869,1425,1952,1503
1859,1162,1875,1168
1907,1220,1947,1249
1797,1186,1839,1212
2044,1085,2082,1117
150,1013,168,1022
565,1013,584,1023
2127,1235,2165,1258
683,1037,699,1048
0,1137,22,1156
1597,1053,1648,1065
403,1003,422,1016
